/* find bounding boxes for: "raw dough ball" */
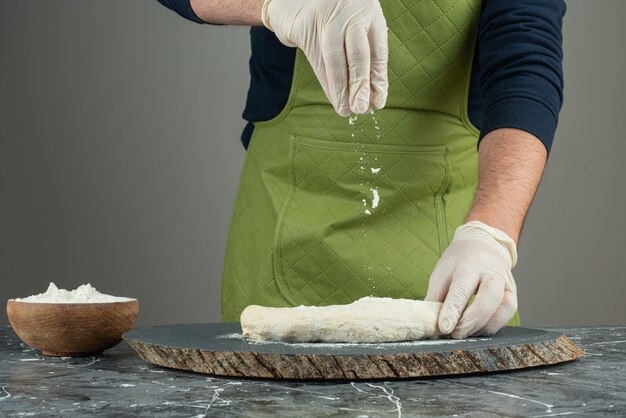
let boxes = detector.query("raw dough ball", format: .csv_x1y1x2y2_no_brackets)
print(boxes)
240,297,442,343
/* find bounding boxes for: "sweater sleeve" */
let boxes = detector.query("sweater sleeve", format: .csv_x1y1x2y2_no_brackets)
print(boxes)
156,0,205,24
477,0,566,153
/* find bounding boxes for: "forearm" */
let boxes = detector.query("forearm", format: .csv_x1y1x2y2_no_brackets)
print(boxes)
190,0,264,25
466,128,548,244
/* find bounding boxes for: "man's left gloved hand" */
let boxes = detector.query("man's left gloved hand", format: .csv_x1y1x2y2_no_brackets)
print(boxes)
261,0,388,116
425,221,518,339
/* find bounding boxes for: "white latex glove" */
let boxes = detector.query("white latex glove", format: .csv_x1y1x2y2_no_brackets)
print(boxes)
425,221,518,339
261,0,388,116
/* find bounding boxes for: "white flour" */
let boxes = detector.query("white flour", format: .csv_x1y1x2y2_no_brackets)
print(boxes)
13,282,135,303
217,332,491,349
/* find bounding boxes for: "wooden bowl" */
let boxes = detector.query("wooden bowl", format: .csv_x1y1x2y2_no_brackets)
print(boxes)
6,299,139,356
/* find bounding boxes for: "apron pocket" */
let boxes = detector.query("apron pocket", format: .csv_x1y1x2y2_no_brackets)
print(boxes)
273,134,450,306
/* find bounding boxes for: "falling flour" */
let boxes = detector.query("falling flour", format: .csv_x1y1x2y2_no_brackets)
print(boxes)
350,110,388,286
13,282,135,303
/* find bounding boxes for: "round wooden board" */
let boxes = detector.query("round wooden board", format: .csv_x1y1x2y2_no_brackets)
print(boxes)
123,323,585,380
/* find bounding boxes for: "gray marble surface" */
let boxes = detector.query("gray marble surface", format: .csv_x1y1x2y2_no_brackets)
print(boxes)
0,325,624,417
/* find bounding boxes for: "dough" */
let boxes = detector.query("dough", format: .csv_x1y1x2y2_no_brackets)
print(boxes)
240,297,442,343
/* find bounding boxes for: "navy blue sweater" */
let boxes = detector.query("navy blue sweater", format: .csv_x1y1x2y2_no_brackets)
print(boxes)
157,0,565,153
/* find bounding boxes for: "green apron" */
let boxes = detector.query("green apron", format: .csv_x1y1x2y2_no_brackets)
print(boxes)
221,0,520,325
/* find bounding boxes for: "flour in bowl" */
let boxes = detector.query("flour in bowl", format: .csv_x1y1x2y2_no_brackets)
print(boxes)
13,282,135,303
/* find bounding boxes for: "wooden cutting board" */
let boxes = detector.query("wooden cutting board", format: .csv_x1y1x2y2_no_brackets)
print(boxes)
123,323,585,380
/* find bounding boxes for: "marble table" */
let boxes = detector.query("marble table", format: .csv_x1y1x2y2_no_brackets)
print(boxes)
1,325,624,417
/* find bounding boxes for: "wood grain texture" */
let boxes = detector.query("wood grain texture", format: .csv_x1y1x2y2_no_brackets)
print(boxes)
124,324,585,380
7,299,139,356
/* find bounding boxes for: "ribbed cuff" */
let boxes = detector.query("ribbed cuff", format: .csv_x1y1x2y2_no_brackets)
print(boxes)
479,97,558,154
168,0,205,24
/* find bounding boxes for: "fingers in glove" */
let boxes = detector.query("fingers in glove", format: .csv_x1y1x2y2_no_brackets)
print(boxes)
425,258,453,303
321,31,350,117
368,14,388,110
451,276,505,339
345,26,371,114
475,290,518,336
307,53,336,115
438,263,479,335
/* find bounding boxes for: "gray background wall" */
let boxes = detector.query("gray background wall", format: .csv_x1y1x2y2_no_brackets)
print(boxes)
1,1,624,327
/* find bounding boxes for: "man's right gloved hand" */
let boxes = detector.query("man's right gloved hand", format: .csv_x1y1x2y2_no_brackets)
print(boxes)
261,0,389,116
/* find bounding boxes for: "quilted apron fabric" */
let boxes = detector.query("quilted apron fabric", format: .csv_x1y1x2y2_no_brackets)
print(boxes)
221,0,513,322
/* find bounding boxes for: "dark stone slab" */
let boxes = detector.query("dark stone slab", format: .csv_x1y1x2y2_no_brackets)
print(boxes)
0,325,624,416
122,323,585,379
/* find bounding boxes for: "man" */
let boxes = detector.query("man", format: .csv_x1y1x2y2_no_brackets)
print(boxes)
157,0,565,338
